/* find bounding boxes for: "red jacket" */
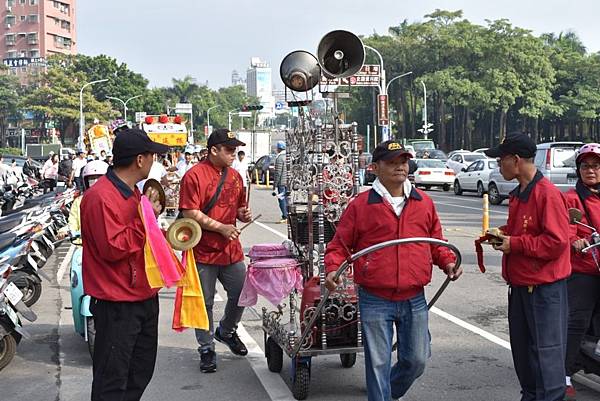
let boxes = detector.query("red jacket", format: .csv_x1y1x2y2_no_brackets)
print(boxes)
501,171,571,286
565,182,600,276
81,169,159,302
179,159,246,265
324,187,456,301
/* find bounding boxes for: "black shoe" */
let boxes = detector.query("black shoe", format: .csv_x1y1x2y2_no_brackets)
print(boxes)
200,350,217,373
214,327,248,356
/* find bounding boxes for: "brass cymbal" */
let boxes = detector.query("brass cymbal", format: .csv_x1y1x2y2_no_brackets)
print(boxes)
143,179,166,213
167,218,202,251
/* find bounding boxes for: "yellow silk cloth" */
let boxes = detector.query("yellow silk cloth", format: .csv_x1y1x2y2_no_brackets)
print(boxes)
172,250,208,331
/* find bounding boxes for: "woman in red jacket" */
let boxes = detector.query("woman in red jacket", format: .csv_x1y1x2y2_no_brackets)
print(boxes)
564,143,600,400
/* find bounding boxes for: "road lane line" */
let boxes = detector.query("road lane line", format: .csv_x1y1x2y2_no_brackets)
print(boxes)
433,200,509,215
236,323,295,401
56,244,75,282
255,221,288,240
430,306,511,350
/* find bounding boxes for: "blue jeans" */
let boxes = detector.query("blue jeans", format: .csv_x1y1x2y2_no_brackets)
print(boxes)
359,168,366,185
359,288,430,401
277,185,288,219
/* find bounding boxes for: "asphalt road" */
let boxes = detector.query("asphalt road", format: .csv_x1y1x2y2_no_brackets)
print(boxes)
0,186,599,401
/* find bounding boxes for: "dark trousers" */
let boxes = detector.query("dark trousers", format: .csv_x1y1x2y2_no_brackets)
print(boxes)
508,280,568,401
90,296,159,401
565,273,600,376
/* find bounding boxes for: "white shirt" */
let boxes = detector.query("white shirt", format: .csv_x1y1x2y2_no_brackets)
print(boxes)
176,160,194,178
371,178,413,217
72,157,87,178
232,158,249,187
136,161,167,193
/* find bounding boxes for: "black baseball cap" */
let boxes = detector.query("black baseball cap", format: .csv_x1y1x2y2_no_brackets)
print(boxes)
484,132,537,158
207,129,246,149
372,140,413,162
112,127,170,163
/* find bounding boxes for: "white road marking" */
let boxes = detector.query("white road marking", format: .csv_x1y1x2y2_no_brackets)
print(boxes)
255,221,288,240
236,323,295,401
56,245,75,281
433,200,509,216
430,306,511,350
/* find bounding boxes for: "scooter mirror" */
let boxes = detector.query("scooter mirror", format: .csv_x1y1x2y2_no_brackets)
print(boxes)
569,208,583,224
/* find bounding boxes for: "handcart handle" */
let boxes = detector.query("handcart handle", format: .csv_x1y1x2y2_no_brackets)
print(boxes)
291,237,462,357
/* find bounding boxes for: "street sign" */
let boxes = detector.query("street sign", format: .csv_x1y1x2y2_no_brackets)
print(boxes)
135,112,147,123
275,101,285,110
382,125,390,140
175,103,192,113
378,94,389,126
238,111,252,117
319,64,381,87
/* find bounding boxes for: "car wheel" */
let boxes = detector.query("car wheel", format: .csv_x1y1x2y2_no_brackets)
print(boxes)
488,183,503,205
477,182,485,197
443,184,451,192
454,180,463,195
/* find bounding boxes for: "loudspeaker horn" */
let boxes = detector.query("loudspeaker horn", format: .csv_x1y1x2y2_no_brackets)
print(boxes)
280,50,321,92
317,30,365,79
167,218,202,251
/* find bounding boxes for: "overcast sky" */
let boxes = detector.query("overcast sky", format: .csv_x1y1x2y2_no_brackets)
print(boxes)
78,0,600,90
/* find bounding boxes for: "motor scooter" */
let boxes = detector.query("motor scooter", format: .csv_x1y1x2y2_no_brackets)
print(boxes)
568,208,600,376
68,237,94,357
0,262,37,371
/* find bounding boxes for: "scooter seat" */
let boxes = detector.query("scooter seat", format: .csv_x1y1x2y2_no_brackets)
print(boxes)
0,232,18,253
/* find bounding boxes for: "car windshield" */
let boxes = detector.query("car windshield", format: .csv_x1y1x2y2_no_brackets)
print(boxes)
488,160,498,169
464,154,485,162
553,147,577,168
417,159,446,168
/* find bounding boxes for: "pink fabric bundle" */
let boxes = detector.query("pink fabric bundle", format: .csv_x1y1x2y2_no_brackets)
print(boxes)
238,258,303,307
248,243,290,260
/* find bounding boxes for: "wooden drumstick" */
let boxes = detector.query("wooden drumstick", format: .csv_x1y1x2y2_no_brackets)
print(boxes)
239,214,262,232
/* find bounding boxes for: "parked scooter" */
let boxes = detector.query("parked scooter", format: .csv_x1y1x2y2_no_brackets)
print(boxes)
68,236,94,357
568,208,600,376
0,263,37,371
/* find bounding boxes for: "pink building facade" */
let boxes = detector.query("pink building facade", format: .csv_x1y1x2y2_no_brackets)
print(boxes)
1,0,76,73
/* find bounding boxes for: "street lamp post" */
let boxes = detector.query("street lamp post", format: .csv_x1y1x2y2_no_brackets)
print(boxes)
228,109,238,131
106,95,142,122
79,79,108,150
385,71,413,135
206,105,220,136
419,81,432,140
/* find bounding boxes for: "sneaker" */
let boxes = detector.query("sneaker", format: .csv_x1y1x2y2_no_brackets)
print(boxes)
200,350,217,373
564,385,576,401
214,327,248,356
278,219,287,224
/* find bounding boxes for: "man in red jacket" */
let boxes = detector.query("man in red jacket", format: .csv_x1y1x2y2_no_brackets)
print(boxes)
81,128,169,401
563,143,600,400
325,140,461,401
485,132,571,401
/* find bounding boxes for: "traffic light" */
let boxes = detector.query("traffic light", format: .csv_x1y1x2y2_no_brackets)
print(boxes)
241,104,263,111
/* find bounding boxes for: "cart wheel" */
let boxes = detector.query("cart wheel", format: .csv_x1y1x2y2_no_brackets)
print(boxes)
292,362,311,400
340,352,356,368
266,337,283,373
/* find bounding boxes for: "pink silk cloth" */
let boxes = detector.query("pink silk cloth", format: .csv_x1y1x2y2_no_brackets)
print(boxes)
238,258,303,307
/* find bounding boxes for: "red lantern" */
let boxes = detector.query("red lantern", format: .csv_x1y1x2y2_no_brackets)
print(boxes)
159,115,169,124
174,115,183,124
144,116,154,124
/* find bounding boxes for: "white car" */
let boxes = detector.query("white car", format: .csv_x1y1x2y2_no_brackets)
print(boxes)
413,159,455,191
454,158,498,197
446,152,487,174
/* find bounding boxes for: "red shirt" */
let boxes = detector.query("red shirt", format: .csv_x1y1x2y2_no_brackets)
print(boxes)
178,159,246,265
324,188,456,301
81,169,158,302
565,182,600,276
501,171,571,286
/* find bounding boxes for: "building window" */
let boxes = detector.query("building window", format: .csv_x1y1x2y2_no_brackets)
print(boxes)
29,0,37,5
61,20,70,31
5,15,16,27
6,51,17,58
29,49,39,58
6,0,15,8
27,14,38,23
27,32,37,44
5,34,15,46
20,15,25,21
19,0,25,5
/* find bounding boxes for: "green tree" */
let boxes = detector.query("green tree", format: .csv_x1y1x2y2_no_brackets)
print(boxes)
0,67,20,146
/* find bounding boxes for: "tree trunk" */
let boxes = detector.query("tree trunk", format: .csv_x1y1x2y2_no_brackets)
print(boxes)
499,109,507,142
409,81,417,138
489,111,495,147
438,96,446,151
398,86,406,140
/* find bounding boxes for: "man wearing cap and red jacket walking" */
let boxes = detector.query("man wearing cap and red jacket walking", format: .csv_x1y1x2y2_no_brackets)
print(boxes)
485,132,571,401
325,140,462,401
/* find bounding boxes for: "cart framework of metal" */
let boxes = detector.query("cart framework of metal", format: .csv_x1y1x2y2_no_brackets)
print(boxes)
260,108,463,399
